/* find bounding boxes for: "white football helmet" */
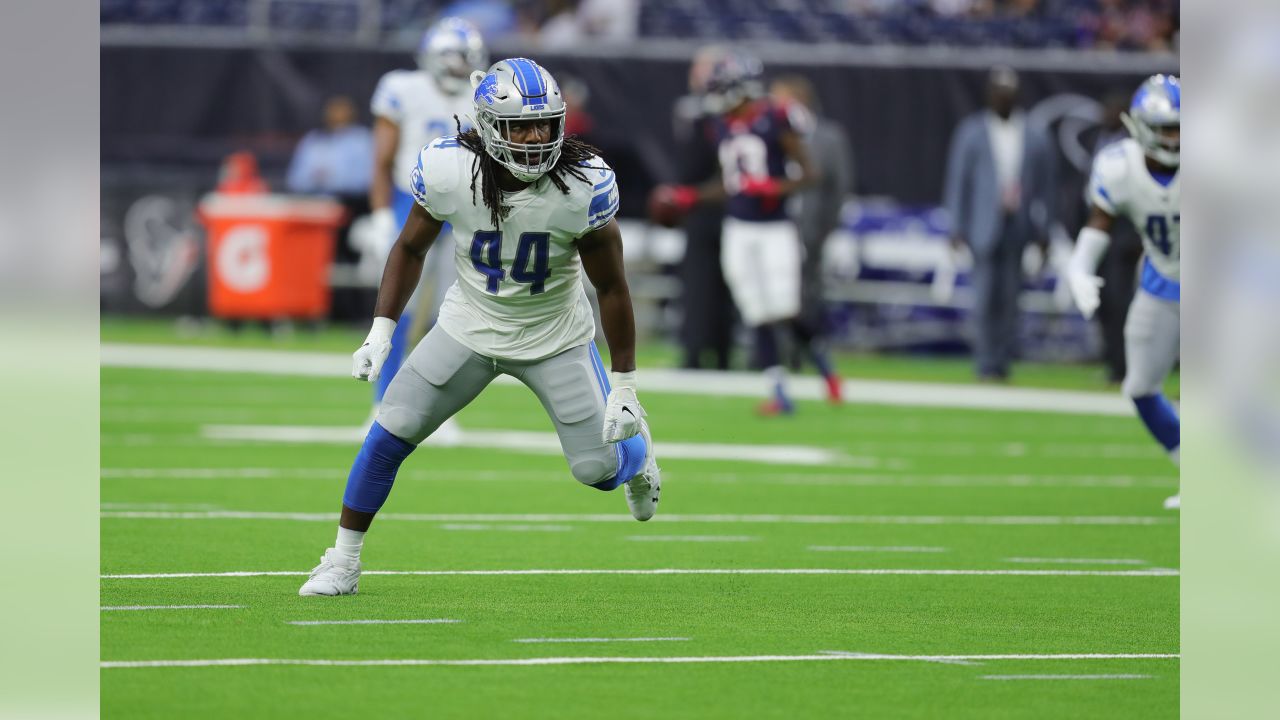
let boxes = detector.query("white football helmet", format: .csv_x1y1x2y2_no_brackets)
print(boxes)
470,58,567,182
418,17,488,96
1122,74,1181,167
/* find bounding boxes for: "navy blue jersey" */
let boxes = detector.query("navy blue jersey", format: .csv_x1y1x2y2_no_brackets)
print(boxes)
709,99,807,222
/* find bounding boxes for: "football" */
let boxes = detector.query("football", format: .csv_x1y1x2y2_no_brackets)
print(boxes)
646,185,689,228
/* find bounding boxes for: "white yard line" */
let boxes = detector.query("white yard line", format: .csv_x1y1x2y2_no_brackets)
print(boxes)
100,510,1177,526
101,605,243,611
101,343,1131,416
1003,557,1150,565
199,425,854,467
100,652,1179,669
512,637,690,644
809,546,948,553
285,619,460,626
626,536,756,542
439,524,573,532
818,650,978,666
100,567,1180,580
980,674,1154,681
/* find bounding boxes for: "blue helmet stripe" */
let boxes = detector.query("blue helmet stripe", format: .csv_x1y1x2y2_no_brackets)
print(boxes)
524,59,546,96
1130,84,1150,113
508,58,546,106
507,60,528,95
1162,76,1180,109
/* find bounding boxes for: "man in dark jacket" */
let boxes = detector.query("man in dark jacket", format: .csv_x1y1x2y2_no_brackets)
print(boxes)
771,75,852,399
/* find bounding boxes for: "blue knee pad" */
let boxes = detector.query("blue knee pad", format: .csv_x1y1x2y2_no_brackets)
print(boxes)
1132,393,1180,452
342,422,416,513
590,434,647,491
374,313,412,403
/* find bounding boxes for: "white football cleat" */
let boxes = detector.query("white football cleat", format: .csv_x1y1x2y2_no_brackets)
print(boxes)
1163,494,1180,510
624,418,661,521
298,548,361,596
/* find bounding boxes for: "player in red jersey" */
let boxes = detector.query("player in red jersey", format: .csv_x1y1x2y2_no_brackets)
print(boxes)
650,51,839,414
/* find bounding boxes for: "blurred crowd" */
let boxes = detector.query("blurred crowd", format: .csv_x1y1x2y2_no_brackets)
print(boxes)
102,0,1177,51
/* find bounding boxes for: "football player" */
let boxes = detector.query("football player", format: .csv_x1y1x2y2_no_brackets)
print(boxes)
1066,75,1181,509
300,58,660,596
650,51,834,415
367,17,487,417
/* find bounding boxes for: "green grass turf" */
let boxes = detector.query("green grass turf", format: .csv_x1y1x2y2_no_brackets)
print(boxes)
100,357,1179,719
101,314,1179,395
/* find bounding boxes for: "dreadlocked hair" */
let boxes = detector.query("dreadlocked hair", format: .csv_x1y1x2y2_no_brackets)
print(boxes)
453,116,603,230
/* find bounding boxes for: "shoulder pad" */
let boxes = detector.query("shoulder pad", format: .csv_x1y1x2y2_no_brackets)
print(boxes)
558,155,612,211
371,69,416,116
411,137,468,217
1088,141,1134,214
577,155,619,234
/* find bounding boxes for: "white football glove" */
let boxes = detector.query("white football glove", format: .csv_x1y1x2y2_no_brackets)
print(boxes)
1067,225,1111,321
1067,270,1105,320
352,317,395,382
602,371,646,444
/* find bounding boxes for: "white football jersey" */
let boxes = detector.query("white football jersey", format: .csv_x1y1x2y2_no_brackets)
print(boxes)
371,69,475,193
1087,138,1180,281
410,136,621,360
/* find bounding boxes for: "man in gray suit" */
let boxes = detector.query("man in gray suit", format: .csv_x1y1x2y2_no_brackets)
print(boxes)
943,67,1056,381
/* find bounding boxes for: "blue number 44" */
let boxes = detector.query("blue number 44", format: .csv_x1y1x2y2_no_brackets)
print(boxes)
470,231,551,295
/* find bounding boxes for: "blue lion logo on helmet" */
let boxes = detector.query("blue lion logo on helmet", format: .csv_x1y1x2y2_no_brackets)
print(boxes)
474,73,499,105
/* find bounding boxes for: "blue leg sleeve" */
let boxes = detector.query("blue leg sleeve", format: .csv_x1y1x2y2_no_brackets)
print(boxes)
342,422,416,513
590,434,648,492
1132,393,1181,452
374,312,412,403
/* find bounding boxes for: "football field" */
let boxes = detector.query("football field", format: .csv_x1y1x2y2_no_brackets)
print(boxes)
101,332,1179,718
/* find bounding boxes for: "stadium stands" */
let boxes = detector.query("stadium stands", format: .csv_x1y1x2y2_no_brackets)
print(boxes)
101,0,1177,50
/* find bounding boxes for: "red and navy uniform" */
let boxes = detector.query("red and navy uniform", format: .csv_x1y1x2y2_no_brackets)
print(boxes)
709,99,808,222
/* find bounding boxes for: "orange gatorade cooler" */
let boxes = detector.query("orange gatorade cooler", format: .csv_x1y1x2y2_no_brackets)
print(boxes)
197,193,346,319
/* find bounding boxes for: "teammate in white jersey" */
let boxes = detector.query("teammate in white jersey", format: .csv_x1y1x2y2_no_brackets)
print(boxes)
1066,74,1181,509
368,17,487,407
300,58,660,596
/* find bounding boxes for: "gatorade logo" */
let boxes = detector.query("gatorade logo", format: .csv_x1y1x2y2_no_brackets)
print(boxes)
216,225,270,292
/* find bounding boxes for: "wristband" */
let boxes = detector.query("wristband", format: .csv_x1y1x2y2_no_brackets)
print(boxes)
741,176,781,198
669,186,699,212
611,371,638,391
367,316,396,343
